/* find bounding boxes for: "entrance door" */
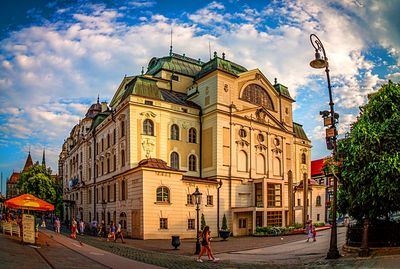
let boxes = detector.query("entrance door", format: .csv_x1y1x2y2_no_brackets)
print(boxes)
131,209,141,239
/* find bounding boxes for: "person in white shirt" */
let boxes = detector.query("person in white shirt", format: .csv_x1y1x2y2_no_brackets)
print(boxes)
114,221,125,243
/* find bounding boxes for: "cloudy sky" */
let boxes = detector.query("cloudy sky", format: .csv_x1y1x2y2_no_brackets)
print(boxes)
0,0,399,192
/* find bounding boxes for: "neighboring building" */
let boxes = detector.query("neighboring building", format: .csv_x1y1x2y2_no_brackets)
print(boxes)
311,158,331,223
59,51,315,239
6,152,33,199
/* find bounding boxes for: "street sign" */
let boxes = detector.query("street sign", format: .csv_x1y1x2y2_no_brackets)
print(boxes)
324,117,332,126
326,128,336,137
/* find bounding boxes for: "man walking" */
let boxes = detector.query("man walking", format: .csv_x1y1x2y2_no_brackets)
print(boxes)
114,221,125,243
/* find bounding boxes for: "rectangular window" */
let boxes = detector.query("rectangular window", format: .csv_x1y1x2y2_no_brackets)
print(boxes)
160,218,168,229
267,184,282,207
297,198,301,206
145,100,153,105
267,211,282,226
206,195,213,206
88,190,92,204
121,121,125,138
171,74,179,81
188,219,195,230
186,194,194,205
239,218,247,228
317,214,320,221
255,183,263,207
113,129,116,145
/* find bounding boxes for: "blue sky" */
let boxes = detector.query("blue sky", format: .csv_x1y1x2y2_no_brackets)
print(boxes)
0,0,399,193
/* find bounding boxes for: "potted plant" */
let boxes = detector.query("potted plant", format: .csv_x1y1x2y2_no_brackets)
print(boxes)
219,214,230,240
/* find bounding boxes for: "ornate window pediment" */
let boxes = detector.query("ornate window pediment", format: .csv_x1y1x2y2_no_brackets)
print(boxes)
241,84,274,110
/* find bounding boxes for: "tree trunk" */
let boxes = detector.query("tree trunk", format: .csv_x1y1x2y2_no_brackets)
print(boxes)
359,217,370,257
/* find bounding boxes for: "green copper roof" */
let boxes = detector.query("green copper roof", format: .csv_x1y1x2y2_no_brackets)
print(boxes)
122,76,164,101
293,122,310,141
273,83,293,100
146,53,204,77
196,56,248,79
91,112,110,130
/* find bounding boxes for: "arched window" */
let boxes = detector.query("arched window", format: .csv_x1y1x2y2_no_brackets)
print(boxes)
256,154,265,174
316,195,322,206
273,157,281,176
121,150,125,167
107,185,110,202
189,128,197,143
121,121,125,137
107,133,110,148
89,211,92,222
143,119,154,136
189,155,196,171
241,84,274,110
113,211,116,224
301,153,306,164
120,212,127,229
170,152,179,169
107,158,110,173
238,150,248,172
113,183,116,201
107,212,111,224
121,180,126,200
156,186,170,203
113,154,116,171
170,124,179,140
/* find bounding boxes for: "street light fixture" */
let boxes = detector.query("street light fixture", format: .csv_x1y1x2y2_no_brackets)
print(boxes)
101,200,107,223
309,33,340,259
192,187,202,254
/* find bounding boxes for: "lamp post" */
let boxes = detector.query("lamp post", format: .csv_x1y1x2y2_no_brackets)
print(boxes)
101,200,107,223
192,187,202,254
309,33,340,259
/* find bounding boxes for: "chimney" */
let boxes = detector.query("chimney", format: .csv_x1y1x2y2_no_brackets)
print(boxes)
101,101,108,112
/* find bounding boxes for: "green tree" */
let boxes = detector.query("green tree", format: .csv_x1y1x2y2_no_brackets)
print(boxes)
201,213,206,230
221,214,229,231
17,163,58,211
337,81,400,255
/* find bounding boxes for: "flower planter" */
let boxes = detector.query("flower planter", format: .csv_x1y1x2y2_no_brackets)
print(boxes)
171,235,180,249
219,230,230,240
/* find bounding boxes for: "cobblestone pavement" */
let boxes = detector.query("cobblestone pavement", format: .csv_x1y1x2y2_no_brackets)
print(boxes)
50,224,400,269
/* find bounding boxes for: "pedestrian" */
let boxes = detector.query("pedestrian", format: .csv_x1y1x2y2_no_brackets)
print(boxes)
107,222,116,241
91,218,98,236
114,221,125,243
197,226,219,263
79,219,85,235
306,220,312,242
54,217,61,234
71,217,77,239
312,223,317,242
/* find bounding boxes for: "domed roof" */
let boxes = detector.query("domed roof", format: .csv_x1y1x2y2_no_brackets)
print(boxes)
85,97,102,119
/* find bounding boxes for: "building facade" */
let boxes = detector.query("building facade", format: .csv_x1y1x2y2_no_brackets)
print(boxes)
60,51,315,239
6,152,33,199
311,158,332,223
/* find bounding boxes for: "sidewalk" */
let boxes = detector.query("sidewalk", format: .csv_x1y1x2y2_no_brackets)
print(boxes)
40,229,163,269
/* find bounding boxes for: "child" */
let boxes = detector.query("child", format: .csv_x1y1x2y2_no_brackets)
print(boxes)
312,224,317,242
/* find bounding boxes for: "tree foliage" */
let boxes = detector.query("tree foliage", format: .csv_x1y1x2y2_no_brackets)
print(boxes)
17,163,61,213
337,82,400,221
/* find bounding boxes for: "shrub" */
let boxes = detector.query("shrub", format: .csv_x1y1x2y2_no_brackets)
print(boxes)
221,214,229,231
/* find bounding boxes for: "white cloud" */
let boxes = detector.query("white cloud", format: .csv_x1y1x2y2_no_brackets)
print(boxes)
0,0,397,172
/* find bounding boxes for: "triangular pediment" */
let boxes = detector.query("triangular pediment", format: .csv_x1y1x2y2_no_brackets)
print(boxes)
233,106,288,131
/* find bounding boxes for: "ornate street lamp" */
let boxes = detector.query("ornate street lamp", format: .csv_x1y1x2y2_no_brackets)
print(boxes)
309,33,340,259
192,187,202,254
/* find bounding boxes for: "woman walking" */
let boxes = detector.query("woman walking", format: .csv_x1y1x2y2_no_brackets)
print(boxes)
114,221,125,243
306,220,313,242
71,217,77,239
79,219,85,235
197,226,219,263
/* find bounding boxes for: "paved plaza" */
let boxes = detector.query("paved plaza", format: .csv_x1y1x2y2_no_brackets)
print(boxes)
2,227,400,268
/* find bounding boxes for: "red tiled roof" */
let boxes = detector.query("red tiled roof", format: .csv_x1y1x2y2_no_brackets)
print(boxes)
311,158,325,176
138,158,178,171
296,178,321,189
8,172,21,184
